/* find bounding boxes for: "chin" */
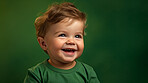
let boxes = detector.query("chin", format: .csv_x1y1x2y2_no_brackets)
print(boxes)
62,58,76,63
64,56,80,63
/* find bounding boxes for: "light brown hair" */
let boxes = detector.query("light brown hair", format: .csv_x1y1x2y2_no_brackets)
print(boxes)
34,2,86,38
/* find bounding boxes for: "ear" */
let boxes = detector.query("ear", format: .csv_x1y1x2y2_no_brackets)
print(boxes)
37,37,48,50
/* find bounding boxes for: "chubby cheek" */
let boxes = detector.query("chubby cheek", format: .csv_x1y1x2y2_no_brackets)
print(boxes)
77,41,84,55
49,39,64,51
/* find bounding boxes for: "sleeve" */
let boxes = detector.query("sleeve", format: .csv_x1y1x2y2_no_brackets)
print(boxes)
24,69,41,83
89,68,100,83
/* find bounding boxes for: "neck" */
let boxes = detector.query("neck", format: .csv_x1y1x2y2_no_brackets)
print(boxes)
48,59,76,70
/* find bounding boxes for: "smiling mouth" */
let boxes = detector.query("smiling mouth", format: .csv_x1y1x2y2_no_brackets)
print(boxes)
61,48,76,52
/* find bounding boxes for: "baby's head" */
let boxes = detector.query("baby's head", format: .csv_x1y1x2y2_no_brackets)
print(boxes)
35,2,86,63
35,2,86,38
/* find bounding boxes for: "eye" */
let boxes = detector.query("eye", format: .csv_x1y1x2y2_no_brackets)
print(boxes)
75,34,82,38
58,34,66,37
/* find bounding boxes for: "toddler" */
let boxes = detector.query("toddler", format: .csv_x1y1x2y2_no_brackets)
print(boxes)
24,2,100,83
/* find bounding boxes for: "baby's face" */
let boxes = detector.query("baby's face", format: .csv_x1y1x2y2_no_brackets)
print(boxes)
44,19,84,63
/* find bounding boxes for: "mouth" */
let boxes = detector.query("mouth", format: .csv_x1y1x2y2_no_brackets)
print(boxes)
61,48,77,53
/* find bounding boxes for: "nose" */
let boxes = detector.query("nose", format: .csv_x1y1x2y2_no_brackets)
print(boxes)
66,38,75,45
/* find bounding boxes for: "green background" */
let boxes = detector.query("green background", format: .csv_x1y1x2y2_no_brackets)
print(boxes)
0,0,147,83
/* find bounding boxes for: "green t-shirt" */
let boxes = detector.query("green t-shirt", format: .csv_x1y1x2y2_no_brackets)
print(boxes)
24,59,100,83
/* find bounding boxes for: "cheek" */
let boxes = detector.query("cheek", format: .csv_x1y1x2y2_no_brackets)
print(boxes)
78,40,84,51
48,39,64,50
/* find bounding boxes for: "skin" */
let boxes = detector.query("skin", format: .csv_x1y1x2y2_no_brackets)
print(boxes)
38,18,85,70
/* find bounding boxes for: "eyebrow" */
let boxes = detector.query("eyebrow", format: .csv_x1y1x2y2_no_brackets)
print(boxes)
54,31,84,35
54,31,67,35
76,32,83,35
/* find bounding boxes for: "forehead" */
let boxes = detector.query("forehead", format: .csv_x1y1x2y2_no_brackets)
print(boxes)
48,18,85,32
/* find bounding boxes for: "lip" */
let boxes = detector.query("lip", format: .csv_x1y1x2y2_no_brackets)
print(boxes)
61,48,77,56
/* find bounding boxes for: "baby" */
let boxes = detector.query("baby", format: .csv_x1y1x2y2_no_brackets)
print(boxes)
24,2,100,83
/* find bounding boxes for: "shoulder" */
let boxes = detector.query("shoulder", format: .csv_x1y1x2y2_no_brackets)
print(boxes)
77,61,100,83
28,60,46,72
78,61,94,71
24,60,48,83
27,60,47,78
77,61,98,77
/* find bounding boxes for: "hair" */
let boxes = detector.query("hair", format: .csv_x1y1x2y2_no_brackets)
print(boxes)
34,2,87,38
